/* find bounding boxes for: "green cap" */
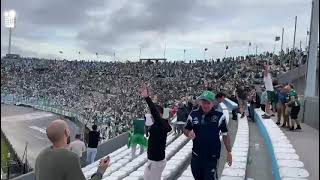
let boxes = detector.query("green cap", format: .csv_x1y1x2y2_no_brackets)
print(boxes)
198,91,216,102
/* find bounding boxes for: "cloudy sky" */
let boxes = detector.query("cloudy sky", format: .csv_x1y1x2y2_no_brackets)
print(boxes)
1,0,313,61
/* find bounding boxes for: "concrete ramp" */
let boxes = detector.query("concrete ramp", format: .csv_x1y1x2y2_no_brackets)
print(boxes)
1,104,79,169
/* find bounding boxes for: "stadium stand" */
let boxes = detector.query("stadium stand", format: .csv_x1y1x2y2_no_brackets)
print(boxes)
82,132,178,179
255,109,310,179
220,114,249,179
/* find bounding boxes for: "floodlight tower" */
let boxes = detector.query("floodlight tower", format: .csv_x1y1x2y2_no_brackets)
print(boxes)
4,10,16,55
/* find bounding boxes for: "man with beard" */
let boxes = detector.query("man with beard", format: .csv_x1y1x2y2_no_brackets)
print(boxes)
35,119,110,180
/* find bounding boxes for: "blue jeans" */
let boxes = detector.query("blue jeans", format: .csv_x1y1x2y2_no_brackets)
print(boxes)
86,148,97,164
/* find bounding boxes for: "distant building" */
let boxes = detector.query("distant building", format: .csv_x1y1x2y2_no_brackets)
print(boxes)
5,54,20,59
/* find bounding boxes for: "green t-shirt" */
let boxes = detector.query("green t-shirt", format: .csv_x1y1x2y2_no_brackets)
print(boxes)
287,89,300,106
133,119,145,135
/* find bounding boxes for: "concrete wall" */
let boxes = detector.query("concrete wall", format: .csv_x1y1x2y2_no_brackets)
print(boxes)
278,62,319,96
12,132,129,180
303,96,319,130
277,63,319,129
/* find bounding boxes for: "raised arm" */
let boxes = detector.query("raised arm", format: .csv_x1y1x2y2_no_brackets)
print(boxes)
144,96,161,121
139,84,171,132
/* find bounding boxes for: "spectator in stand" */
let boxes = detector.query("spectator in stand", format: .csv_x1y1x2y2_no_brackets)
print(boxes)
248,86,260,122
236,85,248,118
275,84,290,128
229,94,238,121
144,112,153,137
214,92,226,112
35,119,110,180
184,91,232,180
139,84,172,180
260,87,268,113
171,104,178,117
163,105,171,119
175,102,189,134
128,119,148,158
285,84,301,131
69,134,86,166
87,124,100,165
187,99,194,114
263,64,275,118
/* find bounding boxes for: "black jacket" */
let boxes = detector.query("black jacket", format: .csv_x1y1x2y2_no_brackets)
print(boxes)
177,106,189,122
145,97,172,161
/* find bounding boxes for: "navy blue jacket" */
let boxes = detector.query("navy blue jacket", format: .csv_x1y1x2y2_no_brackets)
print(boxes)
185,107,228,160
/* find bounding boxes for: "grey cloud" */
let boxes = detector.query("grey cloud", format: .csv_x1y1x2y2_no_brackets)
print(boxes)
1,0,105,44
77,0,311,55
77,0,198,54
1,0,312,58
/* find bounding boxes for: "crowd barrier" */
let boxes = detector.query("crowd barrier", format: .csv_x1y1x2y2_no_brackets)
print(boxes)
224,98,238,112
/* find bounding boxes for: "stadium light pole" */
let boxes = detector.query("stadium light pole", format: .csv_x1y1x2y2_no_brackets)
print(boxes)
281,28,284,52
293,16,297,50
4,10,16,55
255,45,258,56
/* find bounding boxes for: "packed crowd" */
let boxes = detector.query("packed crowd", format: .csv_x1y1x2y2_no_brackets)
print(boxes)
1,50,307,139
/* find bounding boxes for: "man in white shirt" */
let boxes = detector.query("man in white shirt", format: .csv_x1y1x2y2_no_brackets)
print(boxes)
263,64,275,118
162,106,170,119
144,113,153,137
69,134,86,158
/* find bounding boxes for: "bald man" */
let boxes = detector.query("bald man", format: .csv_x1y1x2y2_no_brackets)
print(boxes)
35,119,110,180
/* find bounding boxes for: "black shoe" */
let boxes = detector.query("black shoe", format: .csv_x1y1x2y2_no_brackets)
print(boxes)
296,125,301,130
281,124,286,127
276,122,280,125
262,114,270,119
289,126,294,131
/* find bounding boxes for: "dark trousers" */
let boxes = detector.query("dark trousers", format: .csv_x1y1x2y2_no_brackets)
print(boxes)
261,104,266,112
191,155,218,180
249,103,256,122
232,108,238,120
145,126,151,137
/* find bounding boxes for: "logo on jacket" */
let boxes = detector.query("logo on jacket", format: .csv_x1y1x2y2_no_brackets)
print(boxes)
193,117,199,124
211,115,218,123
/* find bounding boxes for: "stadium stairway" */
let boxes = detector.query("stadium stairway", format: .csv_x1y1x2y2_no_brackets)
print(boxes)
254,109,310,179
82,101,246,180
82,132,178,179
